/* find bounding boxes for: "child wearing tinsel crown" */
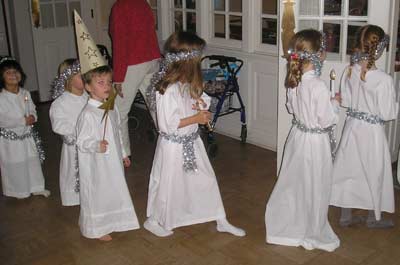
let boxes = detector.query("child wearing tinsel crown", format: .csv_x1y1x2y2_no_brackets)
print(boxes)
49,58,88,206
265,29,341,252
144,31,246,238
330,25,398,228
0,57,50,199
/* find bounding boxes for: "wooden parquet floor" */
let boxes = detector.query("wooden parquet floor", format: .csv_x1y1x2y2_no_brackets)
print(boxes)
1,103,400,265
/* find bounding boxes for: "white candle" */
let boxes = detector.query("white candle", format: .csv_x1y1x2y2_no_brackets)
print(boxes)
24,95,30,116
329,69,336,98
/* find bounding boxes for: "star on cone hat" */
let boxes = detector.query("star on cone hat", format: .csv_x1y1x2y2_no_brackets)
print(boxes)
74,10,106,74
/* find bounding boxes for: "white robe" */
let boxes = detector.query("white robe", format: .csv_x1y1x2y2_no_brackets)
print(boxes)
146,83,226,230
265,71,340,252
49,91,88,206
330,65,398,220
0,88,46,198
76,98,139,238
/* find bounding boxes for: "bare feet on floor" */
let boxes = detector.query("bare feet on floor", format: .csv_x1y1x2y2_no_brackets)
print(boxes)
98,234,112,241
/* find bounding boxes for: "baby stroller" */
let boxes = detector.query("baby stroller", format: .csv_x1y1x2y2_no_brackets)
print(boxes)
201,55,247,158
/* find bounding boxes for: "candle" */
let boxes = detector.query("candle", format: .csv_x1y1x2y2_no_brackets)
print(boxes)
198,99,213,131
329,69,336,98
24,94,30,116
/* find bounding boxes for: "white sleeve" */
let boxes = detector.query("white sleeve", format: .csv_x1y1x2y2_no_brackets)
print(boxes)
315,83,339,128
49,100,76,138
156,88,182,134
339,67,352,108
76,112,101,153
285,88,294,114
115,106,127,158
200,92,212,110
378,76,399,121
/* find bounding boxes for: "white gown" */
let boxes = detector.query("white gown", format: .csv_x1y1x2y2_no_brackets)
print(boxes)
0,88,46,198
330,65,398,220
49,91,88,206
265,71,340,252
147,83,226,231
76,98,139,238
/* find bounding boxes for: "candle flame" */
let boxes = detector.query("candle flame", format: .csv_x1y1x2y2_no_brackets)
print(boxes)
24,96,28,101
330,69,336,80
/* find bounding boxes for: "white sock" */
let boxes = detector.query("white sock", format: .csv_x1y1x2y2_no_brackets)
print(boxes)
216,218,246,237
144,218,173,237
32,189,51,198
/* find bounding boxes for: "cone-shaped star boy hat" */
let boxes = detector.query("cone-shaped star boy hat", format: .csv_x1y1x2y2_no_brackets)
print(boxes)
74,10,106,74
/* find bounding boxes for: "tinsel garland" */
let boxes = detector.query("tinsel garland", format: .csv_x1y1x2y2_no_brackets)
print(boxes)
346,108,384,125
292,118,336,160
0,126,45,163
62,136,80,192
350,34,390,65
51,61,81,99
159,130,199,172
146,50,203,112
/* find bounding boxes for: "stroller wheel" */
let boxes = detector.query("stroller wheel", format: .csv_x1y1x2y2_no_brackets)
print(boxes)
207,142,218,158
240,124,247,144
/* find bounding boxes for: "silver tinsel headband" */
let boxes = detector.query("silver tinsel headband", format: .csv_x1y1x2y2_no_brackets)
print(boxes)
350,34,390,64
287,31,326,76
51,61,81,99
0,56,16,65
146,49,203,111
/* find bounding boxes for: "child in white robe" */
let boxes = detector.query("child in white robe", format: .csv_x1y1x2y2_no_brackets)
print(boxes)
0,57,50,199
265,29,340,252
330,25,398,228
76,65,139,241
49,59,88,206
144,31,245,238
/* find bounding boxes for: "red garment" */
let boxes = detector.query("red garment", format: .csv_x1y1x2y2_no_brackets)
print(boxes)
109,0,161,82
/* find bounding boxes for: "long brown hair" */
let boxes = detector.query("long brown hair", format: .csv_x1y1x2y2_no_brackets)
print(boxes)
157,31,205,99
349,25,385,81
285,29,323,89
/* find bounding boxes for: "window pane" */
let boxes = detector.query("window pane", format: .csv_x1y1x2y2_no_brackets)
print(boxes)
229,15,242,40
349,0,368,16
229,0,242,12
347,24,364,54
187,12,196,33
69,1,81,26
214,0,225,11
262,0,277,15
214,14,225,38
175,11,183,32
323,22,341,54
186,0,196,10
299,0,319,16
40,3,54,28
298,20,319,31
174,0,182,8
324,0,342,16
149,0,157,8
55,3,68,27
262,18,277,45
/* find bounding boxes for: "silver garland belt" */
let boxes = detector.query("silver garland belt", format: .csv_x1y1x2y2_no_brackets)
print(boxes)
346,108,384,125
62,135,80,193
0,126,45,163
292,119,337,160
159,130,199,172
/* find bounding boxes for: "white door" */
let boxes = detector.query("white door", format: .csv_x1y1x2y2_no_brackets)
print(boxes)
30,0,83,102
277,0,394,169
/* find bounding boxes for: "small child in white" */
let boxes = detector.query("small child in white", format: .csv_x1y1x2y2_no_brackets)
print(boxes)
144,31,245,237
0,57,50,199
49,58,88,206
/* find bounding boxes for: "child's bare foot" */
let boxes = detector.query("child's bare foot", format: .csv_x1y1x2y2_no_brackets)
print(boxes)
99,234,112,241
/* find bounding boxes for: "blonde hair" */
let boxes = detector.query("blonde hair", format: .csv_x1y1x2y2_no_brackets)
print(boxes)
285,29,323,89
157,31,205,99
349,25,385,81
58,58,78,92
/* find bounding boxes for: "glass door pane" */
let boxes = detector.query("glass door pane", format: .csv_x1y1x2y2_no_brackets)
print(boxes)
214,0,225,11
262,18,277,44
229,15,242,40
349,0,368,16
229,0,242,12
324,0,342,16
299,0,319,16
214,14,225,38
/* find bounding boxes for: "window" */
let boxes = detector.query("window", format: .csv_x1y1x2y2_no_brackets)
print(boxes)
212,0,243,41
298,0,368,61
38,0,81,29
173,0,197,33
148,0,158,30
261,0,278,45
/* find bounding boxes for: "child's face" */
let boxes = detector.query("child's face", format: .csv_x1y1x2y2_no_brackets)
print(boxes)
85,72,112,101
69,73,84,92
3,68,21,87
